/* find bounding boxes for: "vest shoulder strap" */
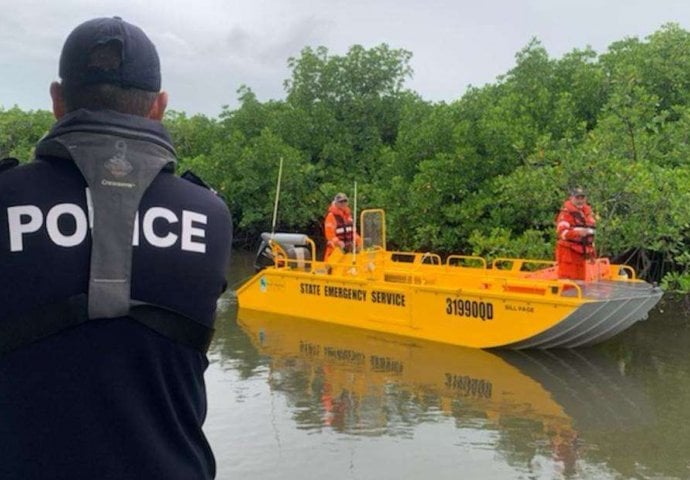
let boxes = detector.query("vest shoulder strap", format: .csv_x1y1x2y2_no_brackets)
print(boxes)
129,305,215,353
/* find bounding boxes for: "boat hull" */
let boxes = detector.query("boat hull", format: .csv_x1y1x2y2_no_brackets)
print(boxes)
236,268,662,349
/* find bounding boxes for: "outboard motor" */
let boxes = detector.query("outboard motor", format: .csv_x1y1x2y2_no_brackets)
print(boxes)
254,233,312,272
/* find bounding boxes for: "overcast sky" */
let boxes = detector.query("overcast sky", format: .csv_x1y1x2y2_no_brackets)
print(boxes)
1,0,689,117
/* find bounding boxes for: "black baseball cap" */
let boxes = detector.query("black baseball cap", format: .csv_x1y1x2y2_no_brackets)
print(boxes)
59,17,161,92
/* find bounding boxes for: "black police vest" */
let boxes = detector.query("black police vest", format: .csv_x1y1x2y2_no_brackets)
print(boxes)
0,119,214,355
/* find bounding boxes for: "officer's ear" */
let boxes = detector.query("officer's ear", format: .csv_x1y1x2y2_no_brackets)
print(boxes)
50,81,66,119
147,91,168,121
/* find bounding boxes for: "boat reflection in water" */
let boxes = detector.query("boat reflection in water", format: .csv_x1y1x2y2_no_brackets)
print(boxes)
237,309,654,475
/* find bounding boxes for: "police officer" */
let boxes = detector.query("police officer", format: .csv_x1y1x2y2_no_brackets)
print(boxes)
0,18,232,479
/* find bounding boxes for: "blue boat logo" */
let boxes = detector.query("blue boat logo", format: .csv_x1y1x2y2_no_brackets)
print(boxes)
259,276,267,292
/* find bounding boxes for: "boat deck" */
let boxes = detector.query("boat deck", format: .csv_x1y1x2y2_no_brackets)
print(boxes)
575,279,661,300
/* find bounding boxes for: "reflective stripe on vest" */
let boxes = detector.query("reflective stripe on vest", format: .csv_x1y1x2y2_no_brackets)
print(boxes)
333,213,353,243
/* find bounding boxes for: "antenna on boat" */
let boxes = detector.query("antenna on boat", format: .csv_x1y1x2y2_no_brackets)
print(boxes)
270,156,284,239
351,181,358,269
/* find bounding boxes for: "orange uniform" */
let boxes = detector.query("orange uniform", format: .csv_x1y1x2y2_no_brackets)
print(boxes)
555,199,596,279
323,198,360,260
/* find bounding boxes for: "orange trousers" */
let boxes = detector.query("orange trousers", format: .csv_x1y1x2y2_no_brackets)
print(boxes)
556,244,588,280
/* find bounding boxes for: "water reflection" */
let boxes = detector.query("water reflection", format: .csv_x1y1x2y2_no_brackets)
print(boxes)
221,307,656,476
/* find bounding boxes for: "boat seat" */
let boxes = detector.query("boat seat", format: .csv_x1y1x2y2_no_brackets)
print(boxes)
285,245,311,271
254,232,313,272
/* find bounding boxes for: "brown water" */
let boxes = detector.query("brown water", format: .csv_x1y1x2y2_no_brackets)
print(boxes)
204,251,690,479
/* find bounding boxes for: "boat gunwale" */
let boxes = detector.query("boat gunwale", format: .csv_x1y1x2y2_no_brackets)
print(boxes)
245,267,588,308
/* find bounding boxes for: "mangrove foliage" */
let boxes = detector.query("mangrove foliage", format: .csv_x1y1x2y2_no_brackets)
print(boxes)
3,24,690,290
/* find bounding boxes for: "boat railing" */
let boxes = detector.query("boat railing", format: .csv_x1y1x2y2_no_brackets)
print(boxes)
492,276,583,299
324,247,388,279
419,252,443,266
378,250,583,298
491,257,557,275
387,251,439,265
269,236,317,272
379,251,439,285
610,264,637,280
268,241,586,299
558,280,583,297
445,255,488,270
427,268,584,299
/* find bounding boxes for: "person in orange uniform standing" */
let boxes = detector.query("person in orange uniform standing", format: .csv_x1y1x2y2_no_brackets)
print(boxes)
555,187,597,279
323,192,360,260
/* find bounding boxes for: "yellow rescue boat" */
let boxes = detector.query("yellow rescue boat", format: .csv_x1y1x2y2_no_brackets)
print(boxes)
236,209,662,349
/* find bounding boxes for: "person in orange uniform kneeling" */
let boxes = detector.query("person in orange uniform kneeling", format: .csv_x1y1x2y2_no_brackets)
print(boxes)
324,192,361,260
555,187,597,279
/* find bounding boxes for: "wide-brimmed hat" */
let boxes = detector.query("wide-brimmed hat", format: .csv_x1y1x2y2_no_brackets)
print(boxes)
333,192,349,203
